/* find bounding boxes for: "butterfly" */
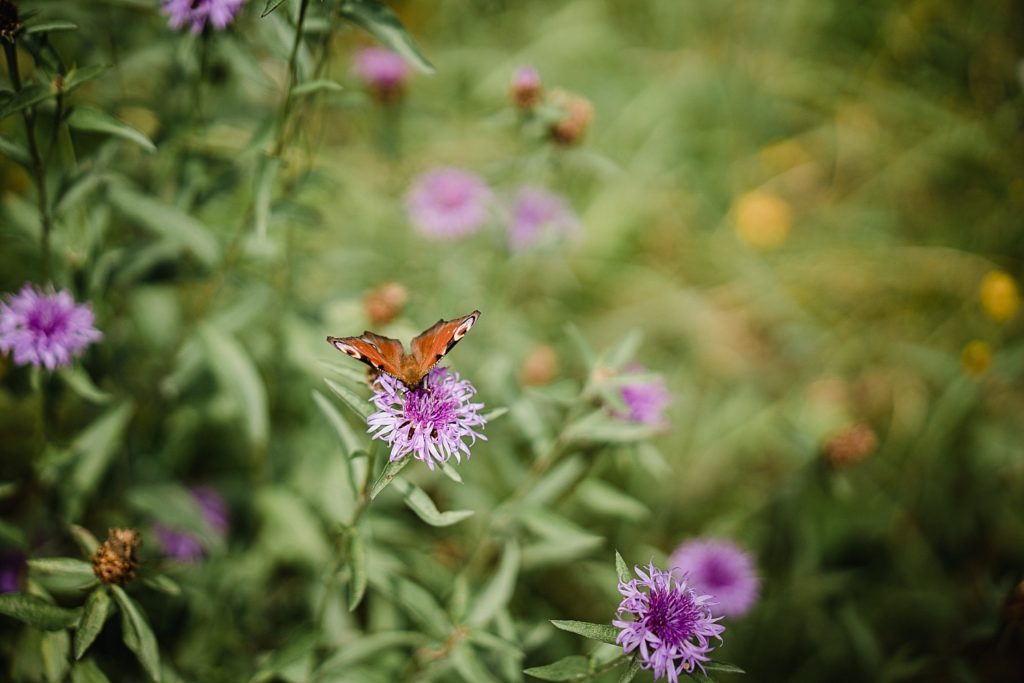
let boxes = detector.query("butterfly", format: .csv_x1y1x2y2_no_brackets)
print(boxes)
327,310,480,388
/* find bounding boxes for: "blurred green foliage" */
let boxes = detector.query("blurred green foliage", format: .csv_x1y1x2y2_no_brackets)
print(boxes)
1,0,1023,681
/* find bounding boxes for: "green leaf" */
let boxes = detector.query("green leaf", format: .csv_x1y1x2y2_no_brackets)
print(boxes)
291,79,344,96
0,593,82,630
316,631,425,673
0,134,31,167
200,324,269,448
28,557,95,580
25,20,79,34
142,575,181,596
563,410,659,445
71,659,112,683
261,0,290,16
524,655,591,681
706,661,746,674
65,403,134,518
339,0,434,74
368,454,411,500
68,107,155,152
62,65,112,95
111,586,161,683
252,155,279,240
482,406,509,422
576,479,649,522
0,84,53,120
74,588,112,660
347,531,368,612
323,377,372,421
466,540,519,626
392,477,474,527
614,551,631,584
312,389,362,457
439,460,463,484
368,574,452,639
617,658,641,683
58,367,112,405
70,526,100,556
452,644,501,683
550,620,619,646
107,184,220,267
41,629,71,683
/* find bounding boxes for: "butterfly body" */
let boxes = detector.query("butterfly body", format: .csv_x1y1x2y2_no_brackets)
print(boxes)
327,310,480,388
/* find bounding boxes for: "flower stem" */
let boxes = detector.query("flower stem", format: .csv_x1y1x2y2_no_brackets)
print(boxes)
3,40,54,282
270,0,310,158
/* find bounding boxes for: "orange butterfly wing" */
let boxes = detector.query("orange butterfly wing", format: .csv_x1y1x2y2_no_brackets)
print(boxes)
327,331,407,379
407,310,481,384
328,310,480,387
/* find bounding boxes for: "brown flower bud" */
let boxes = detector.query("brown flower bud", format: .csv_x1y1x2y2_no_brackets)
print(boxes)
511,66,543,111
92,528,141,585
823,423,878,469
549,89,595,146
364,282,409,327
520,344,558,386
0,0,20,41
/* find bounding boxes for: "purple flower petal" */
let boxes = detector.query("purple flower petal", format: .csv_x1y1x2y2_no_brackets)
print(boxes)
162,0,245,33
507,186,580,251
670,538,760,618
0,283,102,371
367,367,487,470
405,168,493,239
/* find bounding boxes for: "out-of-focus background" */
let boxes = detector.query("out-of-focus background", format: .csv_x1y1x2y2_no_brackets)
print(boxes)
2,1,1023,681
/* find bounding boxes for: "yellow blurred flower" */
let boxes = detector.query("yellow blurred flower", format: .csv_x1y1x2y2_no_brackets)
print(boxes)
732,190,792,249
961,340,992,376
979,270,1020,322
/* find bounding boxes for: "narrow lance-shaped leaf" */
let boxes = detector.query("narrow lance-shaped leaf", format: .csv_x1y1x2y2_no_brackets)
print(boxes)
107,184,220,267
615,551,632,584
451,644,501,683
467,540,520,626
74,587,112,660
261,0,290,17
0,84,53,121
324,377,373,421
200,324,269,448
111,586,161,683
347,530,367,612
368,454,412,500
65,403,134,519
68,107,155,153
339,0,435,73
0,593,82,630
392,477,474,527
27,557,95,582
523,655,591,681
550,619,619,646
617,658,642,683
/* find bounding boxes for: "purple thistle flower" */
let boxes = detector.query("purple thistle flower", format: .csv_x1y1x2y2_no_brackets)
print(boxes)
155,486,229,562
367,366,487,470
0,283,102,371
613,562,725,682
507,186,581,251
353,47,410,102
405,168,493,240
670,538,760,618
0,551,26,594
162,0,246,34
614,365,672,428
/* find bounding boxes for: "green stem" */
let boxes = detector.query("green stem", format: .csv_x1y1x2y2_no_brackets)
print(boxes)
4,40,54,281
271,0,310,158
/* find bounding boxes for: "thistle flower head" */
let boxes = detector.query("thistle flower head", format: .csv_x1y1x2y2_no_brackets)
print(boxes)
367,367,487,470
162,0,245,34
511,66,542,110
549,88,594,145
507,186,580,251
670,538,760,618
613,365,672,428
353,46,409,103
92,528,141,585
405,167,493,239
155,486,229,562
0,283,102,371
613,562,725,682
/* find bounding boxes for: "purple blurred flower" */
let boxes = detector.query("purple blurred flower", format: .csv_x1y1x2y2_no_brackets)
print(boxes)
156,487,229,562
507,186,580,251
670,538,759,618
405,168,493,239
614,365,671,428
511,66,542,109
0,283,101,371
614,562,725,682
162,0,246,34
353,47,409,102
0,551,26,594
367,367,487,470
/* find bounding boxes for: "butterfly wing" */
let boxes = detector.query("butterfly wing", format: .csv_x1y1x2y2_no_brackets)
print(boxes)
327,331,407,379
406,310,481,384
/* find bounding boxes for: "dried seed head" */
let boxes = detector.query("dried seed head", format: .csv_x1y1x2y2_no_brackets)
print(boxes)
0,0,20,42
519,344,558,386
511,66,543,111
549,89,595,146
364,282,409,327
92,528,141,585
823,423,878,469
